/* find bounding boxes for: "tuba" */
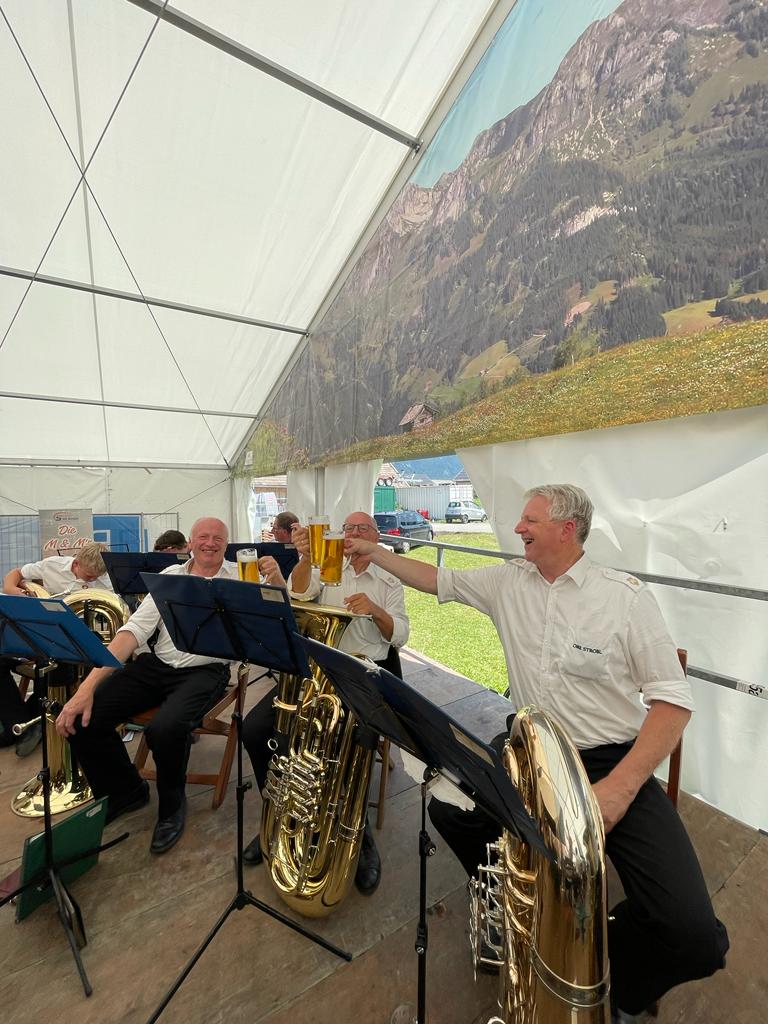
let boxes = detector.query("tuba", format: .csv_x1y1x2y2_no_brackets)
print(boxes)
260,602,375,918
11,586,130,818
470,706,610,1023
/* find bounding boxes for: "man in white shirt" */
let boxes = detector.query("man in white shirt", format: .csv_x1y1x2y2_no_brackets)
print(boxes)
55,518,237,855
3,542,113,597
240,511,409,895
1,542,112,755
345,484,728,1020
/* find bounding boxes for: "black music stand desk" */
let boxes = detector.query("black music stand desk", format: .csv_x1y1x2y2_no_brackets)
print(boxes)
139,572,351,1024
0,594,125,997
298,636,543,1024
102,552,183,608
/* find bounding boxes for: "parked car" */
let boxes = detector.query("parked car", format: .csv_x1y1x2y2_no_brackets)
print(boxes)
445,499,487,523
374,510,434,553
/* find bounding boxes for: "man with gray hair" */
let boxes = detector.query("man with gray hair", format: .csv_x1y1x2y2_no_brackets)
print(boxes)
345,484,728,1021
56,518,237,855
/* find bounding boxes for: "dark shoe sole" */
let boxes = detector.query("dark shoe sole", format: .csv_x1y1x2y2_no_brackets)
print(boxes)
105,782,150,825
150,827,185,855
243,839,264,864
15,723,42,758
354,872,381,896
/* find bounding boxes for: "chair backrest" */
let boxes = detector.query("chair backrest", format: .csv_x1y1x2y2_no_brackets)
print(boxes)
666,648,688,808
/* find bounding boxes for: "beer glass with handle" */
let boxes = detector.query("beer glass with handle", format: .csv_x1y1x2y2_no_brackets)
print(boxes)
319,530,344,586
308,515,330,568
237,548,260,583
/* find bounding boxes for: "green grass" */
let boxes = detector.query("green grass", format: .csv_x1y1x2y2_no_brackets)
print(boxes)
402,531,509,694
335,319,768,463
459,341,508,379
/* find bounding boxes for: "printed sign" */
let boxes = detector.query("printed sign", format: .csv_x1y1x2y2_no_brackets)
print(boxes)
38,509,93,558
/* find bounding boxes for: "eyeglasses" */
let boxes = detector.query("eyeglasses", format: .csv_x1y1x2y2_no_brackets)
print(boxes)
342,523,375,534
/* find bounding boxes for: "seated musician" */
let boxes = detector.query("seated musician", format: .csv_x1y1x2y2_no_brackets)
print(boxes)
55,518,237,855
241,511,410,896
154,529,188,553
344,485,729,1022
261,511,298,543
0,542,112,756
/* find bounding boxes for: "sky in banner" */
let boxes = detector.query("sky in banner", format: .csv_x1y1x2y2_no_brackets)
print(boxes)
412,0,622,186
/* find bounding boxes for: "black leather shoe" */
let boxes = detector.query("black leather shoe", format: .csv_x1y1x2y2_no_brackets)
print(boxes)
105,780,150,825
243,835,263,865
355,819,381,895
150,798,186,855
15,721,43,758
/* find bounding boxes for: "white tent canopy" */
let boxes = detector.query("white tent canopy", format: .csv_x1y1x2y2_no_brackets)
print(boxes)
0,0,509,470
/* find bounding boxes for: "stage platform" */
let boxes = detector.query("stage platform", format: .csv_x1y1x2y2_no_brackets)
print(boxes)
0,649,764,1024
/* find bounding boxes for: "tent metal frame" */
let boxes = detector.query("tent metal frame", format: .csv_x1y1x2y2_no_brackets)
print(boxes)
125,0,422,151
0,390,255,420
0,265,308,337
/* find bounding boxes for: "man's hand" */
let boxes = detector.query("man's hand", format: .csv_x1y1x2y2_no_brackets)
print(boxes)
259,556,286,588
344,538,377,558
343,592,378,617
591,776,634,833
56,686,95,736
291,525,310,559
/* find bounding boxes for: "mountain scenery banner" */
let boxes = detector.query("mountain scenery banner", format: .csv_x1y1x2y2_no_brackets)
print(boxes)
242,0,768,476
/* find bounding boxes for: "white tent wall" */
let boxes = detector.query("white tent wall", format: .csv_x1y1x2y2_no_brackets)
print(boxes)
324,460,382,528
286,469,318,527
286,461,382,528
0,465,232,537
459,404,768,831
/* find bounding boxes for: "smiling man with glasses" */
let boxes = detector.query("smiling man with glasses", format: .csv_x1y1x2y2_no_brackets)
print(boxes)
239,510,409,896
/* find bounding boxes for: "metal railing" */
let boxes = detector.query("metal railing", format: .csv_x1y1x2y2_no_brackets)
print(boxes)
401,536,767,702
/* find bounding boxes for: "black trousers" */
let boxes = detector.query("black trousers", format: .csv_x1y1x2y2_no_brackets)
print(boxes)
428,733,729,1014
69,653,229,819
0,659,34,742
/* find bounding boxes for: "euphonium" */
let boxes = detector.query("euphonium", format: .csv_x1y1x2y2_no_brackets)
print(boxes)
470,706,610,1023
260,602,375,918
12,586,130,818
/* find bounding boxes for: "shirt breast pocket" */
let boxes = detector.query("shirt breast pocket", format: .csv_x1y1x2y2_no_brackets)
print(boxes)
561,629,613,682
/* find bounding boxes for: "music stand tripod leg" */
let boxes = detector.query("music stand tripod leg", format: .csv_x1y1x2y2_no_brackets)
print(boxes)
146,698,352,1024
416,771,437,1024
37,663,94,997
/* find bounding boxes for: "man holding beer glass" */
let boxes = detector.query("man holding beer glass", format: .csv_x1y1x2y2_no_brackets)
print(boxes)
55,518,239,855
240,511,409,895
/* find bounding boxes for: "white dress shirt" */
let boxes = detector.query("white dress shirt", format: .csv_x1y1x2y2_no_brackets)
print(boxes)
437,554,693,748
20,556,113,595
117,558,238,669
290,559,409,661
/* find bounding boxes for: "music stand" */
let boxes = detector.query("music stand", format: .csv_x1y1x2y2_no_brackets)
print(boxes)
298,636,544,1024
0,594,127,997
139,572,351,1024
102,552,183,609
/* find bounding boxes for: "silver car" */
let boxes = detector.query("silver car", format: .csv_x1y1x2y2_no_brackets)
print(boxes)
445,500,487,523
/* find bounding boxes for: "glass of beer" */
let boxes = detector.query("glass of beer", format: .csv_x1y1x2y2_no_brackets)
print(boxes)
320,530,344,587
237,548,260,583
308,515,330,568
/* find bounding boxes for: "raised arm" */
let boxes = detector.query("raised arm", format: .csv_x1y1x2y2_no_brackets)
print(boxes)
289,525,313,594
344,538,438,595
